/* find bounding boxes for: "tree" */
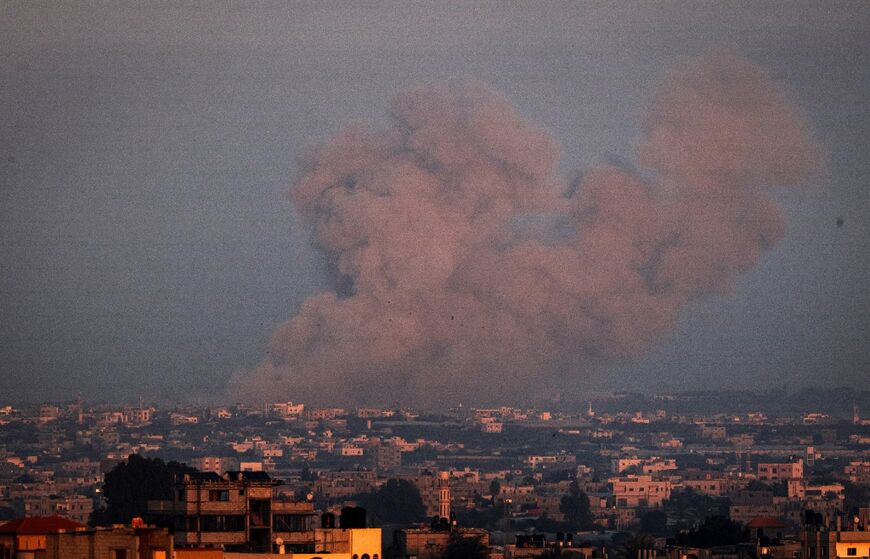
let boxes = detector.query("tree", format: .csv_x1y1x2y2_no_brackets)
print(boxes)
357,479,426,525
612,533,656,559
0,505,16,521
745,480,774,492
559,480,594,531
444,532,487,559
843,481,870,515
663,489,729,530
639,509,669,537
489,479,501,503
675,515,747,548
405,444,438,464
90,454,196,526
456,506,502,530
300,464,316,481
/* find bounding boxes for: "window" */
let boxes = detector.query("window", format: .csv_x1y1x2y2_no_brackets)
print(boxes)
113,550,127,559
275,515,310,532
200,515,245,532
846,548,857,556
208,490,230,502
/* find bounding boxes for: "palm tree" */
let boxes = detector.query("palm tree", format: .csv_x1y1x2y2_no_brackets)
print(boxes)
612,533,657,559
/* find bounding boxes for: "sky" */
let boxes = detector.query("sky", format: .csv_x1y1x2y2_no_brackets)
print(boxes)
1,2,868,404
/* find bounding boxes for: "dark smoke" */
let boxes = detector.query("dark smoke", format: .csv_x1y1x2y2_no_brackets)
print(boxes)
229,50,819,405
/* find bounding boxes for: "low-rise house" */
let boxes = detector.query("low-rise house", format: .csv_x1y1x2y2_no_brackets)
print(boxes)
0,515,87,558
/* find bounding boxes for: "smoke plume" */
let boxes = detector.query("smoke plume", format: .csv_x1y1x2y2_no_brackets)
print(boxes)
229,50,819,405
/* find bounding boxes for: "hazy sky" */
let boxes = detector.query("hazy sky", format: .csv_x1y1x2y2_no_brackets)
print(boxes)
1,2,868,403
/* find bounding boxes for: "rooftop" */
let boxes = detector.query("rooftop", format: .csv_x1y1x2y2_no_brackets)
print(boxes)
0,516,87,534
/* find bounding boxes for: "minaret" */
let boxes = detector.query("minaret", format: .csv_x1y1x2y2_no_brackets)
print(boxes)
438,471,451,520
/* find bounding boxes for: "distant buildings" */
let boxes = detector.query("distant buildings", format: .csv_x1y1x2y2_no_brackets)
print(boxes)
0,392,868,551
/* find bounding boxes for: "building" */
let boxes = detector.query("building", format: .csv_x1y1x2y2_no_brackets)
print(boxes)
845,462,870,485
375,444,402,474
758,459,804,482
123,406,154,424
679,470,727,497
356,408,389,419
394,527,489,559
802,511,870,559
338,445,364,457
0,516,87,559
313,471,378,502
307,408,345,421
481,422,504,433
527,455,577,469
15,494,93,524
609,475,671,508
729,491,782,526
504,533,604,559
742,523,803,559
611,457,676,475
192,457,240,475
788,480,845,500
42,524,173,559
307,526,381,558
147,471,317,553
271,402,305,418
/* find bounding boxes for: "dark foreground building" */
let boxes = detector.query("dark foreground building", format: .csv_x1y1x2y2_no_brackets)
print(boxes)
147,471,316,552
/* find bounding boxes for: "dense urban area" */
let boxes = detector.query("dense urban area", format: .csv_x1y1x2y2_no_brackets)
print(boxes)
1,389,869,559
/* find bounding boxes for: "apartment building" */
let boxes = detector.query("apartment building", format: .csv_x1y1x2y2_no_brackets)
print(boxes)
147,471,317,553
609,475,671,508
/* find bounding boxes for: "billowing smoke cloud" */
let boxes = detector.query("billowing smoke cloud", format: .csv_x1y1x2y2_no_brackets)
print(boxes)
229,50,819,405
